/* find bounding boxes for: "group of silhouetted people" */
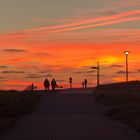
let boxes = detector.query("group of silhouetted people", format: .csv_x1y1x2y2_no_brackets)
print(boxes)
44,78,57,91
44,77,88,91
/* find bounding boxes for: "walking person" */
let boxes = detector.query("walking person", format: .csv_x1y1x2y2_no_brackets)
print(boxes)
51,78,57,91
84,79,88,88
44,78,50,91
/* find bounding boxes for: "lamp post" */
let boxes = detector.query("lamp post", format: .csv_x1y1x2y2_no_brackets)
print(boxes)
124,51,129,82
91,62,100,87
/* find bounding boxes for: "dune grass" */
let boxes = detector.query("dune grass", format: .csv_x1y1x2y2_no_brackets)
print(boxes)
94,81,140,132
0,90,42,135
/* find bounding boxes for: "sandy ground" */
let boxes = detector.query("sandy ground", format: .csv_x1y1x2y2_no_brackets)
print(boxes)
3,88,140,140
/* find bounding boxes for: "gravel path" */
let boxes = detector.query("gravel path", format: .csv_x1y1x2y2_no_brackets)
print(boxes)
3,89,139,140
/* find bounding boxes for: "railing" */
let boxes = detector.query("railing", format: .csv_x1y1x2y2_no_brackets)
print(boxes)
24,83,37,91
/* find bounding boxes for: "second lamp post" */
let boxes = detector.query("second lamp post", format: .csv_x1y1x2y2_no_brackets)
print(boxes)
124,51,129,82
91,62,100,87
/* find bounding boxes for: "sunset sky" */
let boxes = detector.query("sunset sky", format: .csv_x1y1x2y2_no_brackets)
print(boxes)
0,0,140,90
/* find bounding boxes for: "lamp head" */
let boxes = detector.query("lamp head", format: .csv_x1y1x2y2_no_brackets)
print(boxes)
124,51,129,55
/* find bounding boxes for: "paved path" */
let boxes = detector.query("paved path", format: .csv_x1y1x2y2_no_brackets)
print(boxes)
4,89,139,140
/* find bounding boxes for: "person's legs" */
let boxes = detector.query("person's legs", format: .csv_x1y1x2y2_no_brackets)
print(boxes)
52,86,54,91
46,86,49,90
45,86,47,90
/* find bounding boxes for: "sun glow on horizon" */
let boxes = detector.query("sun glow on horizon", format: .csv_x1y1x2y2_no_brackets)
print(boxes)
99,56,123,65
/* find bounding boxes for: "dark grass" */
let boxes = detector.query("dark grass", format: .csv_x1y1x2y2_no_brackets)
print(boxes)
94,81,140,132
0,90,42,135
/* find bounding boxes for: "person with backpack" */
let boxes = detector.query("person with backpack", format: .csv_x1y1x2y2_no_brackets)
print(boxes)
44,78,50,90
51,78,57,91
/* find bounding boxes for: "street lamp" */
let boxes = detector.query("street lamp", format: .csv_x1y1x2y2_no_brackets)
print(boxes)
124,51,129,82
91,62,100,87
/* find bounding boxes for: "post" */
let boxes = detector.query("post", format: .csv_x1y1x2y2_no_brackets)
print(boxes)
91,62,100,87
124,51,129,82
97,62,100,86
126,53,128,82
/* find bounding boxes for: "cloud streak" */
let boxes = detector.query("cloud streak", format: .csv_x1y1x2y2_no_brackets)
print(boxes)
2,49,28,53
27,9,140,32
110,64,123,68
24,73,53,79
1,70,25,74
73,70,95,74
116,71,132,74
0,66,8,69
1,9,139,40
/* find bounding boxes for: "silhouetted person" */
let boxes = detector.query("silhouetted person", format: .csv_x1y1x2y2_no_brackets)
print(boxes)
44,78,50,90
69,77,73,88
84,79,88,88
51,78,57,91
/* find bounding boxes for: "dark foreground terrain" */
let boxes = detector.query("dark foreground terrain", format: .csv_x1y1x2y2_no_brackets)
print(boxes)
2,88,139,140
0,90,42,135
94,81,140,133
